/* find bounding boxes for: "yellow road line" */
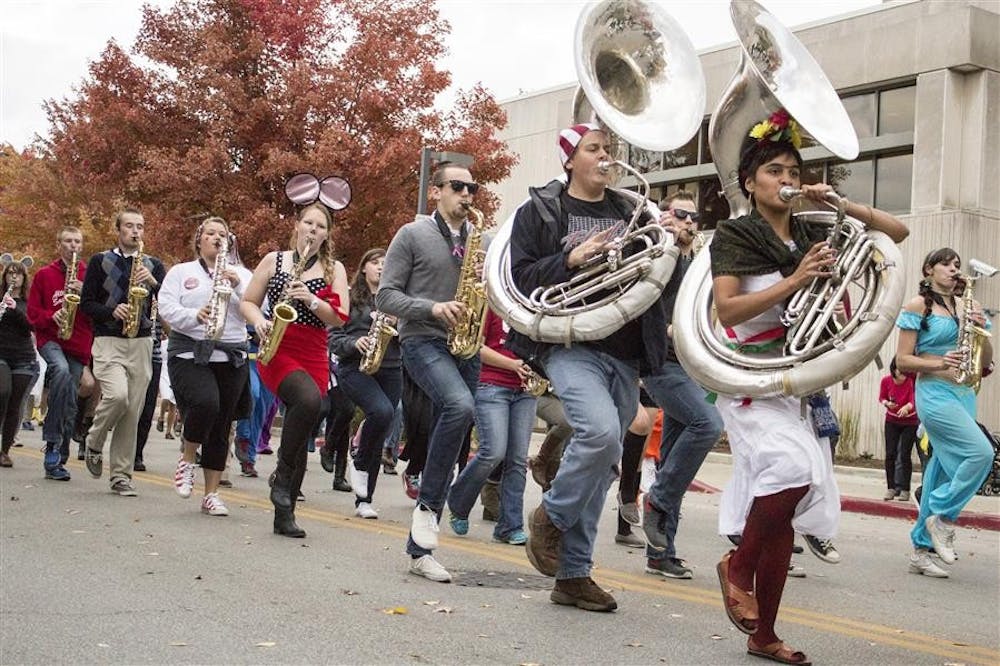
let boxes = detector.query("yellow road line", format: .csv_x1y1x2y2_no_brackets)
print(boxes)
18,450,1000,665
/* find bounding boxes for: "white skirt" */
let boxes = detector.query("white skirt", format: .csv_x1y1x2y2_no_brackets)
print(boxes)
717,395,840,540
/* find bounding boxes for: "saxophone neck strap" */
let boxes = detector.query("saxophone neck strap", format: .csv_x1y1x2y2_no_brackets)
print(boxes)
290,250,319,273
434,211,467,264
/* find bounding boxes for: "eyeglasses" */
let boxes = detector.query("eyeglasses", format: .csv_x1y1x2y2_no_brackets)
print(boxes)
445,180,480,195
670,208,700,222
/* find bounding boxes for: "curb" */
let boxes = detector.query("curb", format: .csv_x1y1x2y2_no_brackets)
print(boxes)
688,479,1000,532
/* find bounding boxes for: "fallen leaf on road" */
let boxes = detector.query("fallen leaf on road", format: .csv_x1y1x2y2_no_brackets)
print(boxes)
669,613,682,618
481,604,494,608
71,530,86,534
342,589,359,596
147,552,159,556
477,634,488,638
9,496,18,501
433,607,453,614
255,641,276,647
97,643,110,648
519,594,532,599
710,635,723,640
194,575,202,580
626,642,643,648
169,642,188,647
382,607,408,615
66,509,80,515
423,600,439,605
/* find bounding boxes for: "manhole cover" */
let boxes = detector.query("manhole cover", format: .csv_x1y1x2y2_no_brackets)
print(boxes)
453,570,553,590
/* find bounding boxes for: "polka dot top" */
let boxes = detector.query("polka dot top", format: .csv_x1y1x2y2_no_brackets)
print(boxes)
265,251,333,329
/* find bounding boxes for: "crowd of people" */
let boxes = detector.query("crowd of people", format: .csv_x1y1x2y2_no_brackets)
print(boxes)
1,109,995,666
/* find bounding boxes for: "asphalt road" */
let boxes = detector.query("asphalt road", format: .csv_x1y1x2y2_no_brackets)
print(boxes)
2,427,998,665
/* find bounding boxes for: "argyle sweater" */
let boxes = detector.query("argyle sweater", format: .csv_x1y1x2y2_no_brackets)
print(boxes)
80,248,166,338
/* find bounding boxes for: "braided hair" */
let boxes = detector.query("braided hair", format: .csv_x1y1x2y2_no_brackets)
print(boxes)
289,203,337,285
918,247,960,331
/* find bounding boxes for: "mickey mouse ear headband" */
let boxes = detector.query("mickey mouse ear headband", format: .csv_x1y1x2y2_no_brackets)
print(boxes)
1,253,34,270
284,173,352,211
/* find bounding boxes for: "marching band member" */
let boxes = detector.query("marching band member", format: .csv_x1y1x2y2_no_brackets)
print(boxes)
27,227,93,480
328,247,402,519
709,111,907,664
507,123,670,612
640,192,724,578
376,162,482,583
158,218,252,516
241,203,349,537
0,257,39,469
448,307,537,545
895,248,993,578
80,209,166,496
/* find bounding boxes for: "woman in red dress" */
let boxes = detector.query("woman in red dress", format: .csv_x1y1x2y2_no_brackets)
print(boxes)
241,203,349,537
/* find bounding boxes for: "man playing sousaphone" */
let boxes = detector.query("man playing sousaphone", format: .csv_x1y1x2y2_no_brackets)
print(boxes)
507,123,672,612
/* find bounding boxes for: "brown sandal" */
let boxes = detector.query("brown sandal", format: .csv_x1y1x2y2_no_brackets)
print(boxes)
747,639,811,665
716,550,758,634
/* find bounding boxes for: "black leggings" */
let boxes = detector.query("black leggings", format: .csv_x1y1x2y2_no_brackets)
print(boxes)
276,370,324,481
169,357,249,471
617,429,646,534
323,381,356,469
0,365,33,452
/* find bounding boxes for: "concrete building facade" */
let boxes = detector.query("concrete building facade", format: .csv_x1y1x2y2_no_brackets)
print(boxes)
492,0,999,457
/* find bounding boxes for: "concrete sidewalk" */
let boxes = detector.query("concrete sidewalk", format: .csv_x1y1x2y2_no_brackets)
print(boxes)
691,451,1000,531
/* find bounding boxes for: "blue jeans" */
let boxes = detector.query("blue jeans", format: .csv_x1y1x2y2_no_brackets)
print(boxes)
401,336,480,557
336,362,402,504
39,342,85,449
234,359,273,465
642,360,724,559
543,346,638,579
384,401,403,460
449,383,536,539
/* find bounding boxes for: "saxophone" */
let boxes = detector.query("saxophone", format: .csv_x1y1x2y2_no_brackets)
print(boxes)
447,205,488,359
123,239,149,338
360,310,398,375
954,259,997,391
522,368,550,397
57,252,80,340
258,239,312,365
204,236,232,341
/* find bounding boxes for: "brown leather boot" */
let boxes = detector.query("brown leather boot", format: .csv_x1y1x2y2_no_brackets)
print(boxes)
550,577,617,612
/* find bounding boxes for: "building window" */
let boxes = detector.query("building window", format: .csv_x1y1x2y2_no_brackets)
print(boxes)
875,153,913,213
842,93,877,139
878,86,915,135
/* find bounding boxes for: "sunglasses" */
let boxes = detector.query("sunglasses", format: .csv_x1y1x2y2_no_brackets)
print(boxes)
445,180,480,195
670,208,700,222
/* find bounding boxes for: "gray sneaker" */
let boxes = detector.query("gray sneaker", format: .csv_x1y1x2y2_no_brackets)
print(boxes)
641,497,668,552
85,448,103,478
110,479,137,496
614,531,644,548
645,557,693,579
617,492,640,526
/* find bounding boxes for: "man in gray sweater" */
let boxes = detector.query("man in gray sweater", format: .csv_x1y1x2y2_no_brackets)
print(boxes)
376,163,482,583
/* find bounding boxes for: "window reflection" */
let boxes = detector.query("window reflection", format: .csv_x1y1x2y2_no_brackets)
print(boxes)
842,94,876,139
875,153,913,213
698,178,729,230
829,159,874,203
878,86,915,135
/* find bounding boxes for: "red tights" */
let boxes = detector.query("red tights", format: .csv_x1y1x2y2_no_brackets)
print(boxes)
729,485,809,646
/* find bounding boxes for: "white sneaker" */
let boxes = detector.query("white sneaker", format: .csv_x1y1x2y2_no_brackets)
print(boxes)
201,492,229,516
410,505,439,550
909,548,949,578
924,515,956,564
409,554,452,583
355,502,378,519
174,458,196,499
350,463,369,499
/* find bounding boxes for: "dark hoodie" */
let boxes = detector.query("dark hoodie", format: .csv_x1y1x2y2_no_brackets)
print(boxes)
505,178,668,375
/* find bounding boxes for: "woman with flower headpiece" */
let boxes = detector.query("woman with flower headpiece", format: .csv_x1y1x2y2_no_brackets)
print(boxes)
709,110,908,665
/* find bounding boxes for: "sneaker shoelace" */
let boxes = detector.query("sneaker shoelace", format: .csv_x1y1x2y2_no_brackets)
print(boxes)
203,493,224,512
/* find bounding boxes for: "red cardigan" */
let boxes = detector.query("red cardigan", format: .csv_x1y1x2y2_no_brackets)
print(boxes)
27,258,93,365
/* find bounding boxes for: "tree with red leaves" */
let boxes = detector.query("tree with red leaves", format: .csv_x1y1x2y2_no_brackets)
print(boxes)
4,0,516,269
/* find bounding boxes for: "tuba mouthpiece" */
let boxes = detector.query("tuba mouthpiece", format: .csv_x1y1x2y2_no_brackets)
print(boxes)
779,187,800,202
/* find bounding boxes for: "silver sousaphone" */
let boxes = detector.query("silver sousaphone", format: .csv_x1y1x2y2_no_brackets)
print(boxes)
672,0,906,398
484,0,705,345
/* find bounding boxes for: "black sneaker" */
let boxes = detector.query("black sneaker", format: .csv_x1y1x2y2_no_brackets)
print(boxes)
85,448,103,478
804,535,841,564
133,459,146,472
912,485,922,509
645,557,693,579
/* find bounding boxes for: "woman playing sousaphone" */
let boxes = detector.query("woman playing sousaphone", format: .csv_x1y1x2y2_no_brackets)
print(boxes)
241,202,349,537
710,109,908,664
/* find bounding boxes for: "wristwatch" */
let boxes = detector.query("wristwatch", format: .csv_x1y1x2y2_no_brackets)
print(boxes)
309,297,321,312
